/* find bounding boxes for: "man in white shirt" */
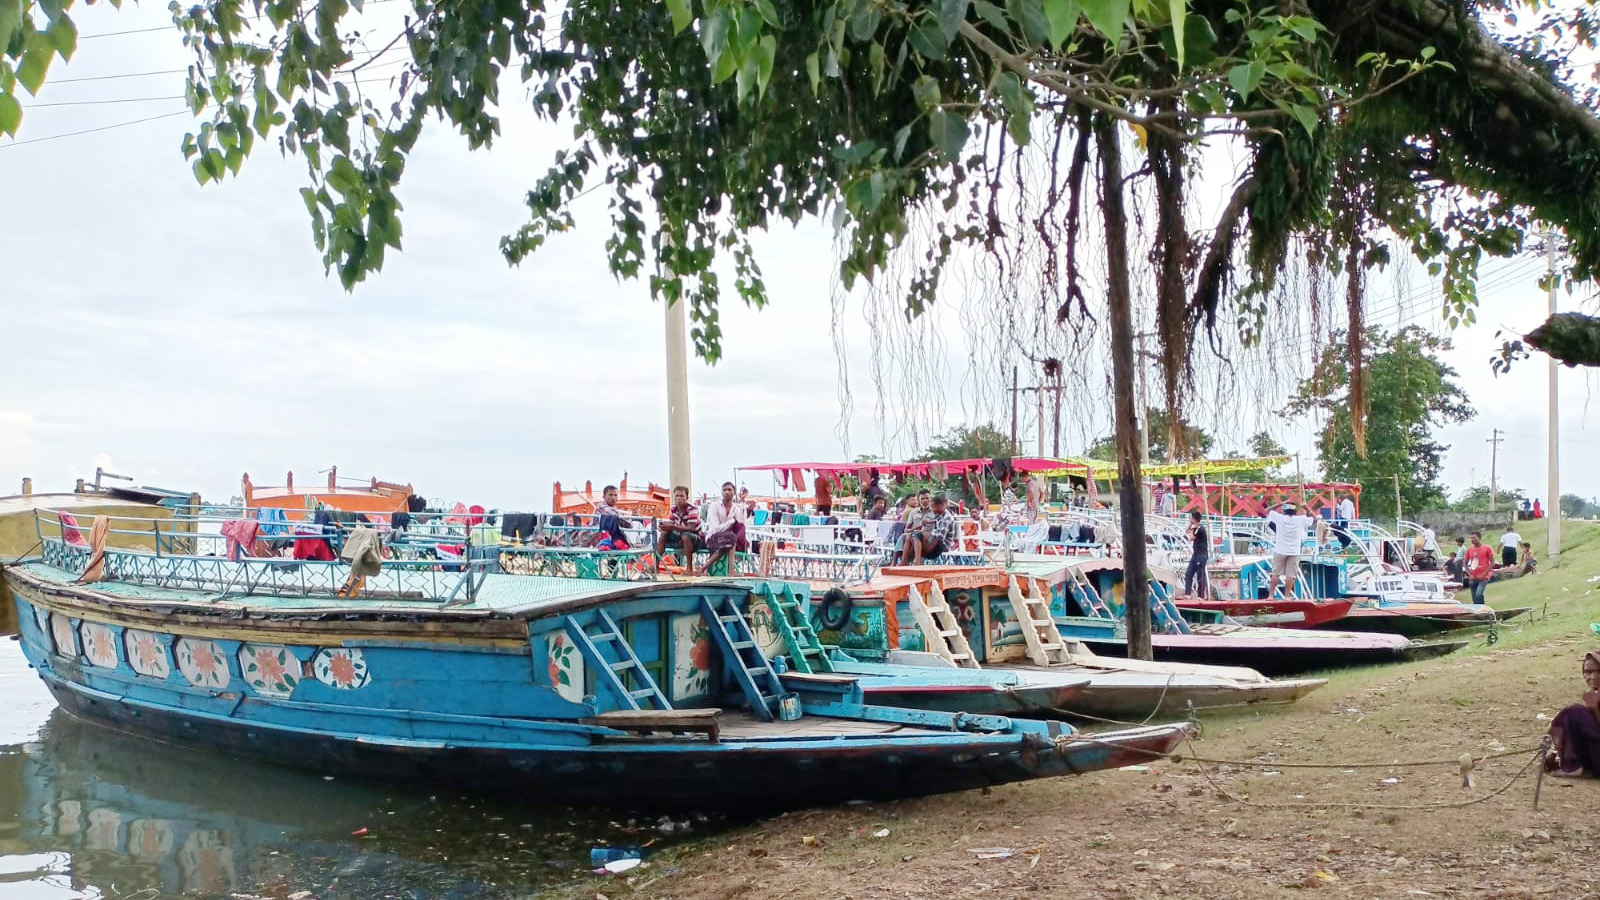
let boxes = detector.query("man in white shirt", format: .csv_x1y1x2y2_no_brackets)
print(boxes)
1265,501,1314,599
1332,495,1357,550
1499,525,1522,567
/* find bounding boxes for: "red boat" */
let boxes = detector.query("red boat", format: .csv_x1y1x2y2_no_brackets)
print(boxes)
1172,597,1355,629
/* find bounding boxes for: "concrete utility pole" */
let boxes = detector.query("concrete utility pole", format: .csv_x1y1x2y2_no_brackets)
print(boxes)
1545,236,1563,559
665,299,693,491
1010,365,1020,455
1486,428,1504,512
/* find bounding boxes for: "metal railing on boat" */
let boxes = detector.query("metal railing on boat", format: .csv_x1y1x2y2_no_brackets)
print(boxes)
31,510,488,603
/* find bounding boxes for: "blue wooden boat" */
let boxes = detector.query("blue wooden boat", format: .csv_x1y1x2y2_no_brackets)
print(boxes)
2,518,1191,811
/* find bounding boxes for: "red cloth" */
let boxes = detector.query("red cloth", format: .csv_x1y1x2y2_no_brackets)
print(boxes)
294,533,336,561
59,512,89,548
220,519,261,560
1464,544,1495,580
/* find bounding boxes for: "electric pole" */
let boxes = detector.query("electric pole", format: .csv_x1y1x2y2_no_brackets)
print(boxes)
1010,365,1020,455
1486,429,1504,512
1545,235,1563,559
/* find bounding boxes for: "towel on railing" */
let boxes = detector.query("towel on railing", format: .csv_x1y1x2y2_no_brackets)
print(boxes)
80,515,109,583
59,512,89,548
220,519,260,561
340,526,385,577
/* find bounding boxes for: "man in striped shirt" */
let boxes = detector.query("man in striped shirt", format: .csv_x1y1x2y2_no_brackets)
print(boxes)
654,485,702,565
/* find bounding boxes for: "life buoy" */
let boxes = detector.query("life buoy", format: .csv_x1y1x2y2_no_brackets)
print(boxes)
816,588,855,632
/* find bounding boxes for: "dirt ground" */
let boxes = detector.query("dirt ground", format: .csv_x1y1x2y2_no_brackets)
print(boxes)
571,521,1600,900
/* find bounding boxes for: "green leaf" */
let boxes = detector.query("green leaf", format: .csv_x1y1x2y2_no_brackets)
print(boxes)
1227,60,1264,101
754,34,776,97
938,0,970,41
18,43,53,96
558,670,571,686
1006,0,1050,47
1289,102,1318,135
700,5,731,61
0,1,20,54
666,0,692,34
893,122,913,160
805,51,820,93
907,16,948,58
973,0,1009,31
911,74,940,111
46,13,76,60
868,40,885,94
928,108,969,161
1167,0,1185,69
1079,0,1128,46
0,92,19,137
1042,0,1078,49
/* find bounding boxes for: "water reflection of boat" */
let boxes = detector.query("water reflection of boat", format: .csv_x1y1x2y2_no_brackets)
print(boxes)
0,710,618,899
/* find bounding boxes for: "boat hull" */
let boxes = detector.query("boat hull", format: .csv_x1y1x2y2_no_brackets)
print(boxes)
1315,604,1497,636
1079,635,1467,676
39,671,1182,810
1173,598,1354,629
858,680,1089,716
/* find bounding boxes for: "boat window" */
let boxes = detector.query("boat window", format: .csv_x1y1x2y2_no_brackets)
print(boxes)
621,614,670,697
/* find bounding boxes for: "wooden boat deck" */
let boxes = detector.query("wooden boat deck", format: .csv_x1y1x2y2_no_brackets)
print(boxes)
716,712,933,739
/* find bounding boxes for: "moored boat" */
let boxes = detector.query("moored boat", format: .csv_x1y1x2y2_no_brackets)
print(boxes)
816,569,1327,720
1172,597,1356,629
3,512,1190,810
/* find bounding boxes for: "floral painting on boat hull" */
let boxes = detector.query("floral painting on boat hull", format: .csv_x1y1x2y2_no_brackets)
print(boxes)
546,633,585,703
125,630,173,680
671,613,713,702
31,604,50,635
81,622,119,669
50,614,77,659
238,644,298,698
311,648,370,690
176,638,229,689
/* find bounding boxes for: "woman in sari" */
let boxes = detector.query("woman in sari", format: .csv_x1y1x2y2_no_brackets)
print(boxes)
1547,649,1600,777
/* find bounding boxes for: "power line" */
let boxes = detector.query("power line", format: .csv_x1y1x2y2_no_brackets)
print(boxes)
51,68,187,83
77,0,408,40
0,109,188,148
29,95,184,107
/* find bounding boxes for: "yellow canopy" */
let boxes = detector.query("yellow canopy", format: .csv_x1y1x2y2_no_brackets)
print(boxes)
1035,455,1292,480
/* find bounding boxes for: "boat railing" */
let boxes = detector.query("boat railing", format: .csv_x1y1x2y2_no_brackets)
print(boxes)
31,511,487,603
498,543,882,584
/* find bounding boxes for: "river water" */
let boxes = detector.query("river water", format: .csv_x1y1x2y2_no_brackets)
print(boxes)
0,607,708,900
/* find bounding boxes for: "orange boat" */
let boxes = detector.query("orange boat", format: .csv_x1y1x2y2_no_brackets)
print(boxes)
551,475,670,519
242,468,414,521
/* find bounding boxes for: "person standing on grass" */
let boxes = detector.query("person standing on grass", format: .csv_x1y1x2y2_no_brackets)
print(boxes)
1184,511,1210,599
1499,525,1522,567
1462,532,1495,605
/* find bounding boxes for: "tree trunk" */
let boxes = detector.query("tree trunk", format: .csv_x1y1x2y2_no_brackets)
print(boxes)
1096,113,1152,661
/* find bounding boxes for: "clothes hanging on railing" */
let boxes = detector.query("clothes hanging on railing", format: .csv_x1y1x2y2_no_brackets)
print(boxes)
220,519,260,561
340,526,385,577
58,512,88,548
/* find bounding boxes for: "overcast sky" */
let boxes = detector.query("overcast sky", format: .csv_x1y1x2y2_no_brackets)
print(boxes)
3,3,1598,512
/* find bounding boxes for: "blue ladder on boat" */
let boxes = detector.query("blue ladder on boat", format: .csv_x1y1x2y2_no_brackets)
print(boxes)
562,610,672,711
699,595,785,722
1067,567,1115,618
759,583,835,675
1147,581,1194,634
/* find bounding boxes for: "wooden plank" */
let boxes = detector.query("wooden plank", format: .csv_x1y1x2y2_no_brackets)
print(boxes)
779,672,858,685
585,708,721,741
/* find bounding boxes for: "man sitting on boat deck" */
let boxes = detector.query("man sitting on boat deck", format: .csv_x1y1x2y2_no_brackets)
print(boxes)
590,485,632,551
697,481,748,575
653,485,703,567
894,491,954,565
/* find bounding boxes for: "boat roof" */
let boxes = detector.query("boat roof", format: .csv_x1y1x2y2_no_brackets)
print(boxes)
8,562,748,620
0,493,173,516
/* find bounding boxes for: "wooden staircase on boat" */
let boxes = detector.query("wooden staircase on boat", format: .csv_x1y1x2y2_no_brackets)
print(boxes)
907,582,980,669
700,595,787,722
562,609,672,711
1007,576,1071,666
757,583,836,675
